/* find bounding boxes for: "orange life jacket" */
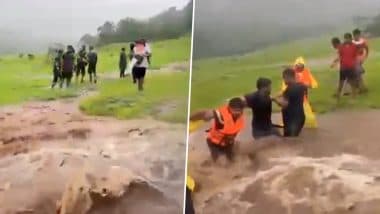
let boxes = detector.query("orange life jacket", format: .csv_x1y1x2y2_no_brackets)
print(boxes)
207,105,244,146
294,67,313,87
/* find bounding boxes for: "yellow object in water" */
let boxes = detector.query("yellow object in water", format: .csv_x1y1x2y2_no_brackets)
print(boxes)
303,99,318,128
187,175,195,192
189,120,204,133
277,99,318,128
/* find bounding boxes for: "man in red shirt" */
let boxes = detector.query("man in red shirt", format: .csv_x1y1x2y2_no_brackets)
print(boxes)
334,33,360,100
353,29,369,93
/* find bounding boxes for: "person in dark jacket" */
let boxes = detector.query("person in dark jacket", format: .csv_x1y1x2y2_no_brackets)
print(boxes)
87,46,98,84
60,45,75,88
76,45,87,83
119,47,127,78
51,49,63,88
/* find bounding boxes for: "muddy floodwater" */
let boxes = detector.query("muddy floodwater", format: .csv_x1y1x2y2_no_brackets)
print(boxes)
188,110,380,214
0,98,186,214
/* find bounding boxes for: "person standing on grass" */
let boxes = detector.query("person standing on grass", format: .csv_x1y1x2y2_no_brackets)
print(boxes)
61,45,76,88
119,47,127,78
272,68,306,137
331,33,360,100
190,98,245,163
87,46,98,84
51,49,63,89
132,40,151,91
353,29,369,93
240,78,281,140
76,45,88,83
128,42,136,83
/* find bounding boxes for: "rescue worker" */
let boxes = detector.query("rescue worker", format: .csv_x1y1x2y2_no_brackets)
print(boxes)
61,45,76,88
281,57,318,128
119,47,127,78
76,45,87,83
51,49,63,88
87,46,98,84
190,98,245,162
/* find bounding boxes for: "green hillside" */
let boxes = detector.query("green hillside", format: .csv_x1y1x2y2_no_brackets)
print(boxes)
191,36,380,113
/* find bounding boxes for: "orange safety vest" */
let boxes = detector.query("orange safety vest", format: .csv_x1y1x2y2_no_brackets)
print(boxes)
294,68,313,87
207,105,244,146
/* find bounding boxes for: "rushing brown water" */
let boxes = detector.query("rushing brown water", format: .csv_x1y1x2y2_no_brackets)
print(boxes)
0,98,186,214
188,110,380,214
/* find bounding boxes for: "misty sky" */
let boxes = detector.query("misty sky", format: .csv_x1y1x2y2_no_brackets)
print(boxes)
0,0,189,42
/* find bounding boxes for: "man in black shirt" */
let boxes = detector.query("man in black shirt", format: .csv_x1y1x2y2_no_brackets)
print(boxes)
273,68,306,137
119,47,127,78
242,78,281,140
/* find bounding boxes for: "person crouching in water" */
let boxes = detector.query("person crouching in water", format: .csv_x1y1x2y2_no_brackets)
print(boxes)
51,49,63,88
273,68,306,137
190,98,245,163
241,78,281,140
87,46,98,84
61,45,75,88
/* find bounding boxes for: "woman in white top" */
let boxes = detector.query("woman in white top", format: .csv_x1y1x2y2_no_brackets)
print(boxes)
132,39,151,91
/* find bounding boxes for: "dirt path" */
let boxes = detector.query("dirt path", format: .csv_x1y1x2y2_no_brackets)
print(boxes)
188,110,380,214
0,95,186,213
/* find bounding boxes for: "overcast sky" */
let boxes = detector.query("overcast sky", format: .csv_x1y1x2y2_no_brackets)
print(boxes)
0,0,189,42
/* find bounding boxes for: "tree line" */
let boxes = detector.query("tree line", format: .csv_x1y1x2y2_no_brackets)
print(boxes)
80,0,192,46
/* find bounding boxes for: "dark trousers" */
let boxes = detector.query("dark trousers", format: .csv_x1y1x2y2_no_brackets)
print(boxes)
76,64,86,83
207,139,235,162
60,72,73,88
88,63,97,83
119,65,126,78
185,187,195,214
283,117,305,137
51,70,61,88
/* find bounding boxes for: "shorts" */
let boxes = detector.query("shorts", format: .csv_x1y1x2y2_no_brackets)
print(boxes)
340,68,358,82
132,67,146,79
206,139,234,162
252,127,281,140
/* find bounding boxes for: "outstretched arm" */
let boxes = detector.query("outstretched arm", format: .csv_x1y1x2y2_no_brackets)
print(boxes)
272,95,288,108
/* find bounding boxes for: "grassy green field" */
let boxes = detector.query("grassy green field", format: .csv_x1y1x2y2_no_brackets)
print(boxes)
0,36,190,122
191,36,380,113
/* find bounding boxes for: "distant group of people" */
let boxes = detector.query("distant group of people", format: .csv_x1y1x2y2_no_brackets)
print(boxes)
331,29,369,99
119,39,152,91
51,45,98,88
